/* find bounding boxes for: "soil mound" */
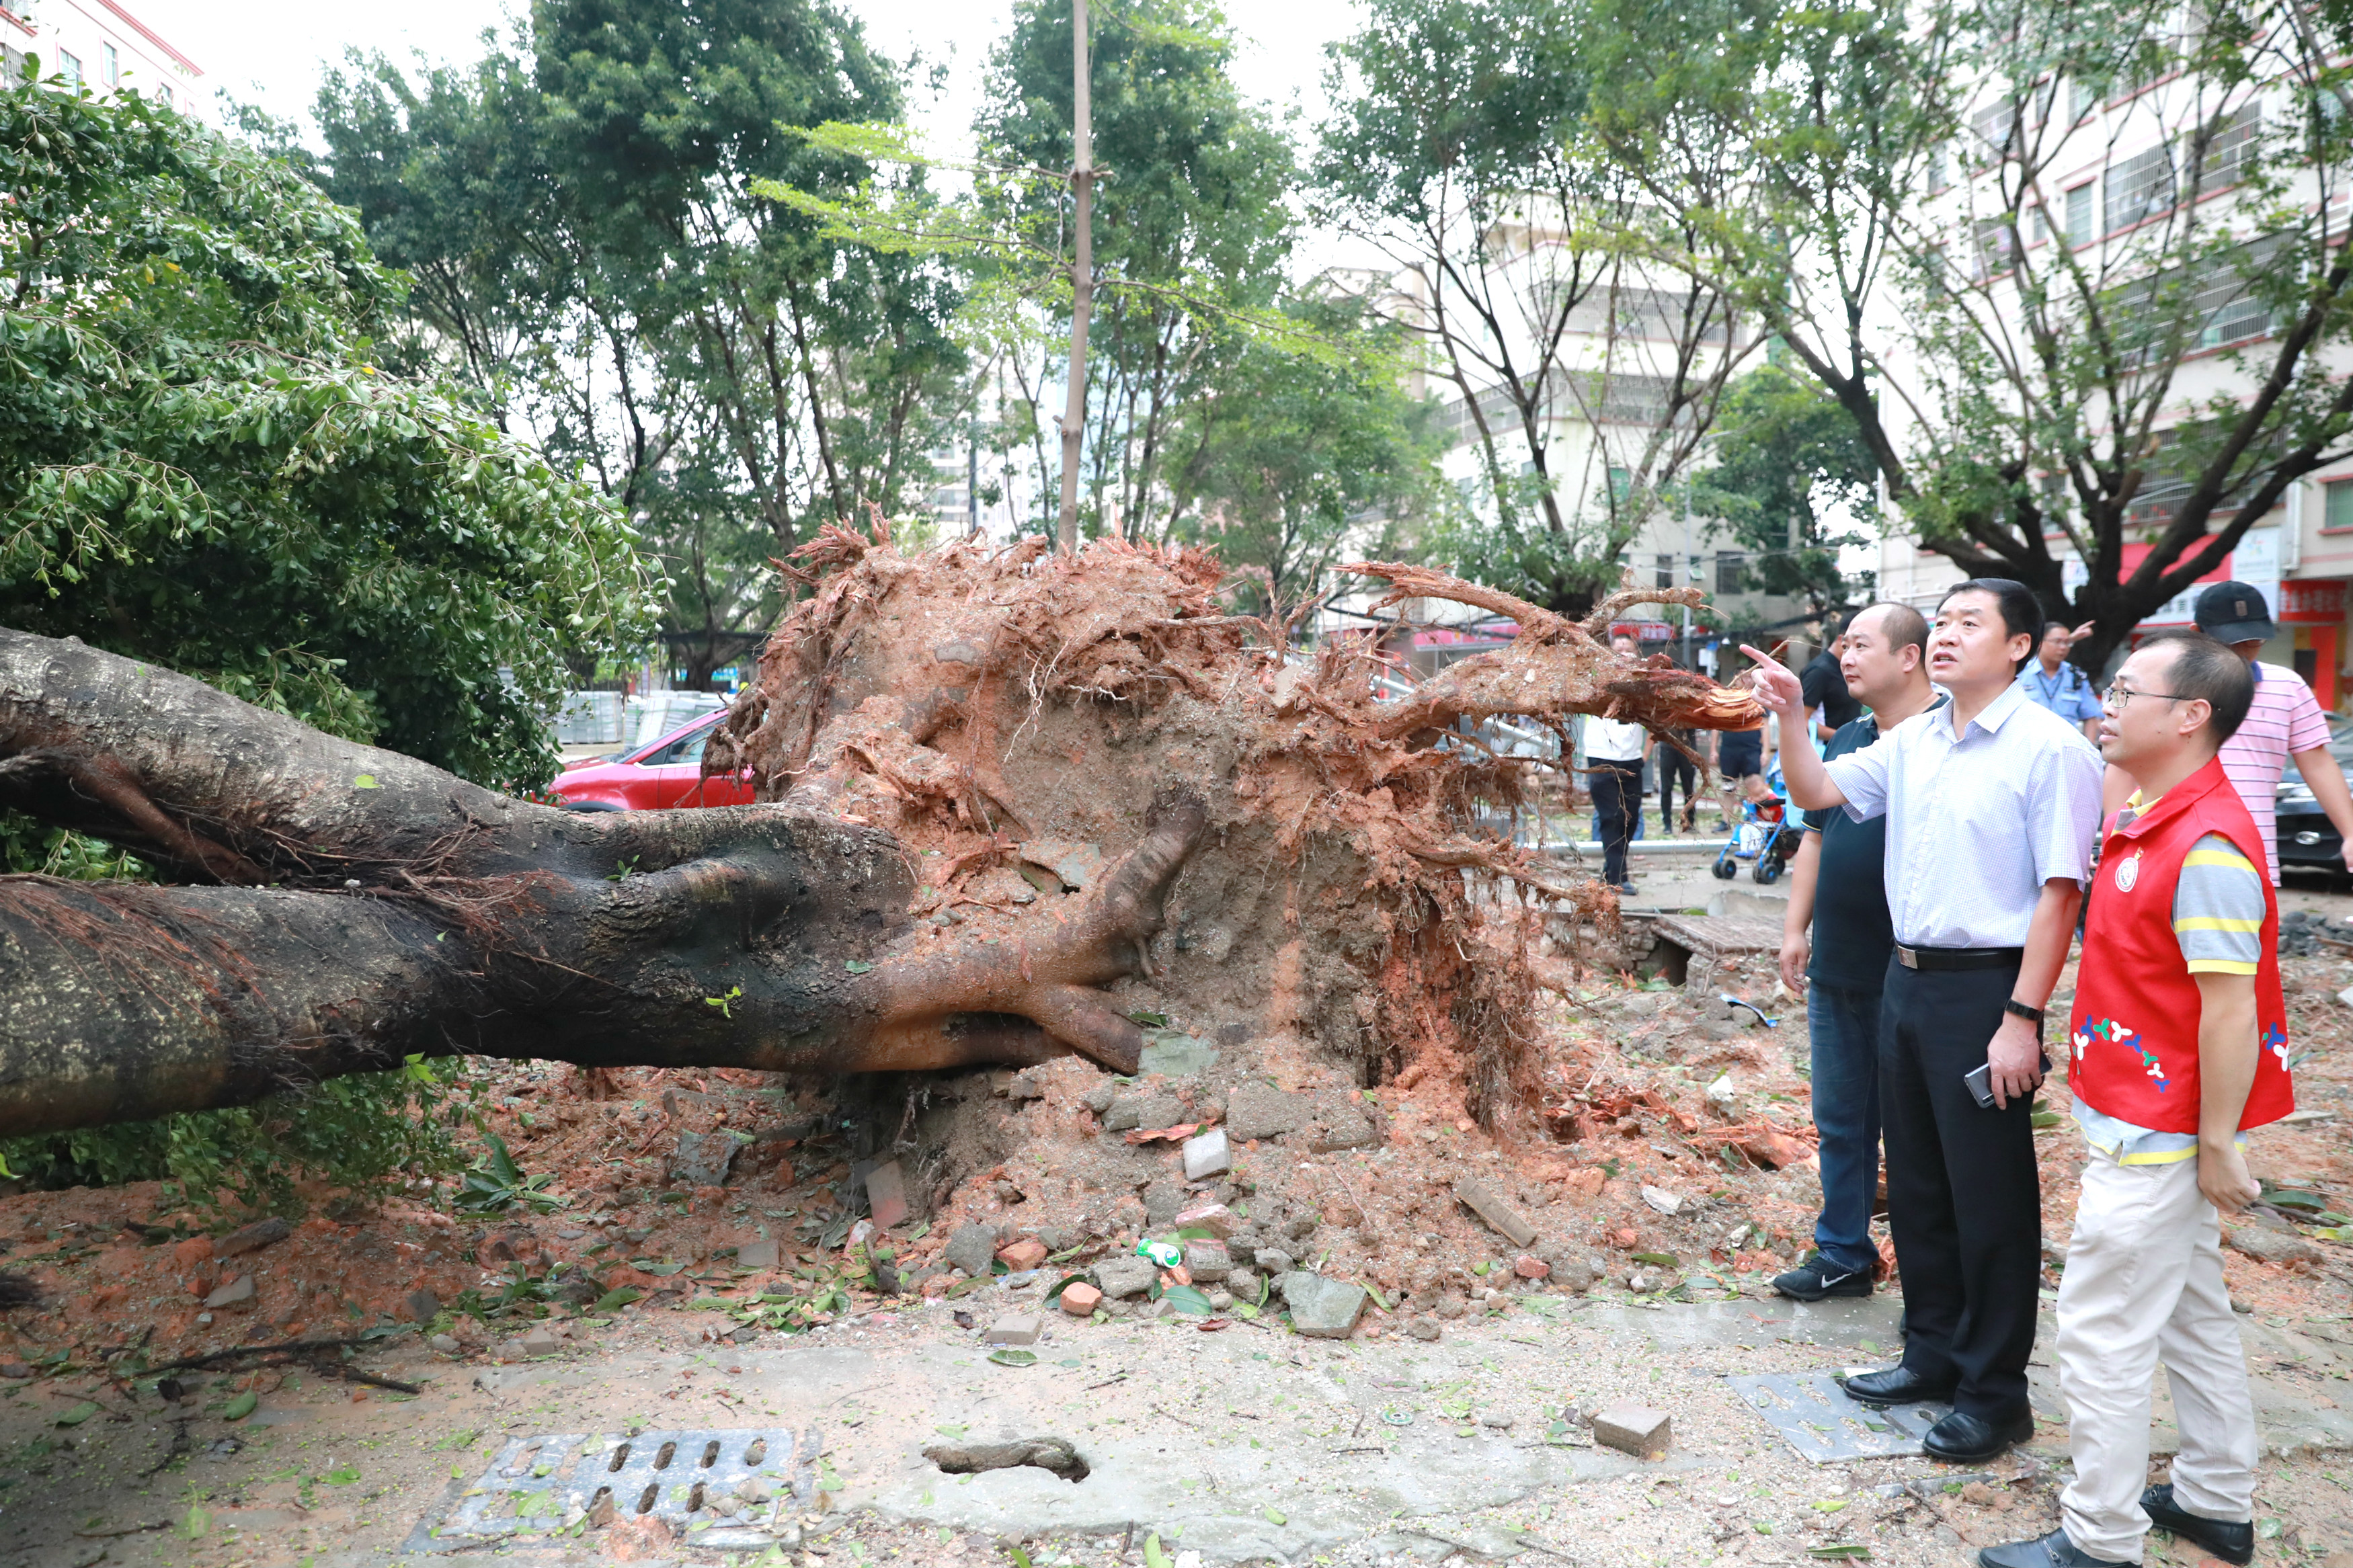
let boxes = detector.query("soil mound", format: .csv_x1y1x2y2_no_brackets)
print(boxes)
711,522,1756,1126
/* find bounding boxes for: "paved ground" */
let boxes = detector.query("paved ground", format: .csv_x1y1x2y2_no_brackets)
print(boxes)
9,1278,2350,1568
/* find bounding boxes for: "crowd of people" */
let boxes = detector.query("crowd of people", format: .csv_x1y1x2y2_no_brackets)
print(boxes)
1718,579,2337,1568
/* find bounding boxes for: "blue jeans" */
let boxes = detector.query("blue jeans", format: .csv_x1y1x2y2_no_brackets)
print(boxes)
1808,981,1884,1274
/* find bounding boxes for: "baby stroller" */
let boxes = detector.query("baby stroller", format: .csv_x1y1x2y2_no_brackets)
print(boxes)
1711,761,1804,884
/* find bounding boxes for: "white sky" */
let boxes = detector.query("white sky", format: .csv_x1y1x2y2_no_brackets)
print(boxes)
136,0,1365,198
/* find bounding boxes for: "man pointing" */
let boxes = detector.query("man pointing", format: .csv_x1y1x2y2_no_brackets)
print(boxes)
1743,578,2104,1464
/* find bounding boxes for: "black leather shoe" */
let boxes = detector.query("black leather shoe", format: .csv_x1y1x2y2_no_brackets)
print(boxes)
1773,1251,1874,1301
1976,1528,2131,1568
1841,1365,1956,1407
1923,1406,2035,1462
2141,1483,2254,1565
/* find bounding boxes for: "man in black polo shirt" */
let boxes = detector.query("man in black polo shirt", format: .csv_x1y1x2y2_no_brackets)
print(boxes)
1800,620,1864,746
1774,603,1940,1300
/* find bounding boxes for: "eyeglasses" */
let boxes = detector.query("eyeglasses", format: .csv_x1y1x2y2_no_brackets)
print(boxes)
2102,682,2187,710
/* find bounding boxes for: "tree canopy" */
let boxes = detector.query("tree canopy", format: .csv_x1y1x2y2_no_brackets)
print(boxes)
0,79,653,789
290,0,964,687
1583,0,2353,668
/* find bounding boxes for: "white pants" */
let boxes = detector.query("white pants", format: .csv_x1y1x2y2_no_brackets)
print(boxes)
2055,1147,2259,1563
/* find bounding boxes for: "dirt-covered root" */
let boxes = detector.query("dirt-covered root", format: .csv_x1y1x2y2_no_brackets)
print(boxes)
715,524,1759,1129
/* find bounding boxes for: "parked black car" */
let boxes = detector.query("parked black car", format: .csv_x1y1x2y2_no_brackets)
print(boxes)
2276,716,2353,880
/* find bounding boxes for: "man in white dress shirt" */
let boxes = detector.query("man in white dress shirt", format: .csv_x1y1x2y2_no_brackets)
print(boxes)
1585,634,1652,894
1745,579,2104,1465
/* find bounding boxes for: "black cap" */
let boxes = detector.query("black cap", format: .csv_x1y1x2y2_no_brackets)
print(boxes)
2192,580,2276,644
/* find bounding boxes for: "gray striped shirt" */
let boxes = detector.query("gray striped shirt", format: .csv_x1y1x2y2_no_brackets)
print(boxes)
1824,681,2105,948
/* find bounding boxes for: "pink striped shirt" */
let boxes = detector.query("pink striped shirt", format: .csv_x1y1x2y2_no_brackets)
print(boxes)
2217,661,2332,884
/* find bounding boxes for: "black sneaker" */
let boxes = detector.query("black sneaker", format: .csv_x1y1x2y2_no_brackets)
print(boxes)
2140,1485,2253,1565
1773,1252,1874,1301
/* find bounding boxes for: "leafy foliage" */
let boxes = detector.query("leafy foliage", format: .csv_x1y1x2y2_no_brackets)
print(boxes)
1581,0,2353,669
0,79,656,788
1314,0,1757,616
294,0,962,686
0,1055,472,1215
1164,301,1445,610
453,1132,565,1214
1690,362,1878,612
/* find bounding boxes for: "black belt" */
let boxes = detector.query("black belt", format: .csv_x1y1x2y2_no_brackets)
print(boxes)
1895,944,2024,971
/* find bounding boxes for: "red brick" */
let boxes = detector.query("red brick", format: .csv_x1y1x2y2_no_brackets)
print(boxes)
995,1239,1047,1272
1058,1282,1102,1316
1513,1255,1550,1280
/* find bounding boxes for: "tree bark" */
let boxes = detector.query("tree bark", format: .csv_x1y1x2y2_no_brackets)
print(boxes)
0,628,1203,1139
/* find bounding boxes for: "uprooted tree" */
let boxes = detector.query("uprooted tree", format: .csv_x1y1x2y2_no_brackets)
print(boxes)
0,532,1758,1142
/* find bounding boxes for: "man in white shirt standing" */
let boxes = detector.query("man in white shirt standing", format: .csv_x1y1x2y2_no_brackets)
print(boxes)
1746,579,2104,1464
1585,634,1652,895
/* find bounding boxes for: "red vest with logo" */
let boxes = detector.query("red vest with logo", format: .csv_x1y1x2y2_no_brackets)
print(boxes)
2069,757,2294,1133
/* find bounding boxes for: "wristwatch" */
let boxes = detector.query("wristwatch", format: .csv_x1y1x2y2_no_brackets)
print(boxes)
2003,999,2045,1028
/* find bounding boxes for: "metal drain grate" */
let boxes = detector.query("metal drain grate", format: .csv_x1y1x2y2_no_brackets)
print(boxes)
408,1426,818,1553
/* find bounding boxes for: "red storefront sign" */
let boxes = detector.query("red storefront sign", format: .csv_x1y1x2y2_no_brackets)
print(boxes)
1609,621,1677,641
2278,579,2348,624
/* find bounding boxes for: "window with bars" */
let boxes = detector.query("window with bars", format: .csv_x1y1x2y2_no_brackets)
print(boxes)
101,42,116,87
2191,102,2261,198
1971,100,2020,167
2069,75,2100,123
1654,552,1675,590
2065,183,2095,242
58,50,80,86
1975,216,2021,277
2104,142,2176,231
2108,236,2288,364
1716,550,1749,594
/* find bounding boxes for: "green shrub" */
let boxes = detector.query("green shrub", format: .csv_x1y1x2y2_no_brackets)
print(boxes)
0,1056,475,1215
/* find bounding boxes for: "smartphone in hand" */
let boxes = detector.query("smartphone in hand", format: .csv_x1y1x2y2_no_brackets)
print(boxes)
1964,1053,2052,1110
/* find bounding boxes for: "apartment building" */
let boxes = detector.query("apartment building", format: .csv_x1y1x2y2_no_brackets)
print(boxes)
1871,26,2353,705
1,0,200,110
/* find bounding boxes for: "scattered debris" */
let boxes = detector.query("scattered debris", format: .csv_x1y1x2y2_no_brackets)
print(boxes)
1454,1180,1538,1247
1591,1403,1671,1459
922,1436,1090,1483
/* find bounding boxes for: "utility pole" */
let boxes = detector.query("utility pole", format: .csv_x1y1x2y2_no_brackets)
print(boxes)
1054,0,1094,558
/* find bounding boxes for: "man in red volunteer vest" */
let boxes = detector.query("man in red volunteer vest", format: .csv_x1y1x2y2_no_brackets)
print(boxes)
1982,630,2292,1568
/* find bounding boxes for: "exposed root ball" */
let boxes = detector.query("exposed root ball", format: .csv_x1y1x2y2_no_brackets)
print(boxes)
713,524,1758,1128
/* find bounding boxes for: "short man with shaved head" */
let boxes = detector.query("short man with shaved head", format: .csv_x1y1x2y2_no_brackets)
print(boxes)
1774,603,1940,1302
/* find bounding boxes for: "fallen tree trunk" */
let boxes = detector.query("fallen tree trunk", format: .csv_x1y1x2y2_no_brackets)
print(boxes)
0,540,1760,1140
0,628,1207,1136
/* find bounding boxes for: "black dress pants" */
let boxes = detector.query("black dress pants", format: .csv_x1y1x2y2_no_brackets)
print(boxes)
1878,955,2042,1419
1589,763,1641,886
1659,749,1698,825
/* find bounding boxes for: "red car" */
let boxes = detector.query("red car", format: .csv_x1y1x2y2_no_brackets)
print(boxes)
551,710,756,811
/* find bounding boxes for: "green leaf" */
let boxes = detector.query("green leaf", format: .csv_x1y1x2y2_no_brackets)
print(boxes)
352,774,378,789
842,959,874,974
222,1391,257,1421
1806,1548,1870,1559
1160,1284,1215,1315
1144,1534,1171,1568
2265,1190,2326,1211
1042,1273,1089,1305
1008,1548,1034,1568
1263,1505,1287,1524
592,1288,642,1312
54,1401,97,1426
323,1464,360,1485
988,1349,1038,1367
1632,1251,1679,1267
1812,1499,1847,1512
